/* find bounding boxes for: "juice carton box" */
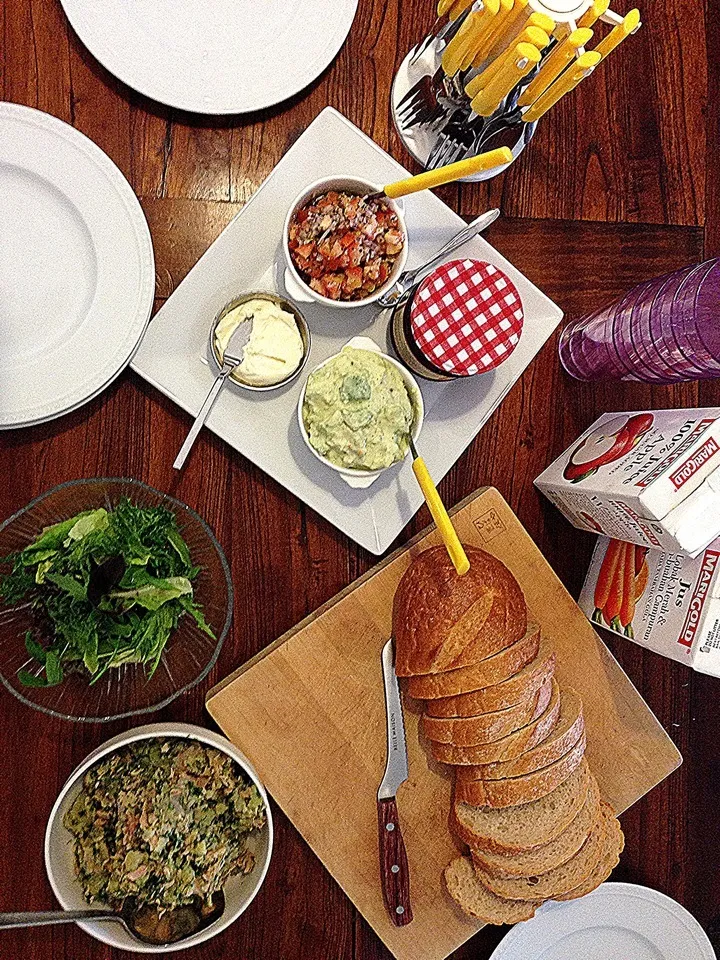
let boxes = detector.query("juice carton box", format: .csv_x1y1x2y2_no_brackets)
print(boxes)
579,536,720,677
535,409,720,557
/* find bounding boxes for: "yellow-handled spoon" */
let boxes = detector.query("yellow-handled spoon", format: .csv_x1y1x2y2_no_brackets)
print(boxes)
470,43,542,116
594,9,641,60
577,0,609,28
466,24,549,98
521,49,600,123
365,147,513,201
517,27,593,106
442,0,500,76
410,439,470,575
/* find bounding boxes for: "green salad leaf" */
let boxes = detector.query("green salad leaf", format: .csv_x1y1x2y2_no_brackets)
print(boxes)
0,498,215,687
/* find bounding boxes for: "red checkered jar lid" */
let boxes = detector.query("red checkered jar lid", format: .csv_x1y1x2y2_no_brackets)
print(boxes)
409,258,524,376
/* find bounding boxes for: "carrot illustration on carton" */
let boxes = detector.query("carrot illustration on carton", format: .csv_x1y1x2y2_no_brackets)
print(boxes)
591,539,649,637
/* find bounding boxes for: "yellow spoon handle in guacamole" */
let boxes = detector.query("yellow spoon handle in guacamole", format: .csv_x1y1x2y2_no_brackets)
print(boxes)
412,455,470,576
383,148,512,199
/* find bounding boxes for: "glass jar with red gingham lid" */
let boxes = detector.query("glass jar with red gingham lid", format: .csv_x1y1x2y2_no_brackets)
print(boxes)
390,258,524,381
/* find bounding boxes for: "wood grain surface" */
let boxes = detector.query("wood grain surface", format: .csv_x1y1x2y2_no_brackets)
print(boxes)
1,0,719,957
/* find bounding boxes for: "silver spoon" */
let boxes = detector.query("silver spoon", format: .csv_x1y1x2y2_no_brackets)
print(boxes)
0,893,225,946
173,317,254,470
377,208,500,308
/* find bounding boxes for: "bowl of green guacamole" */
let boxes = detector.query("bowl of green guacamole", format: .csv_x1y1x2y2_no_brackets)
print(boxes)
298,337,424,488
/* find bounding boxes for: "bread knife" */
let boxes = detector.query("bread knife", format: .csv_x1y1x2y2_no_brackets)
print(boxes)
377,638,413,926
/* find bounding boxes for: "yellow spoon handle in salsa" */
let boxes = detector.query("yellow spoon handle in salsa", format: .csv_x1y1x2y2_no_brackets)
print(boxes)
412,453,470,576
382,148,513,198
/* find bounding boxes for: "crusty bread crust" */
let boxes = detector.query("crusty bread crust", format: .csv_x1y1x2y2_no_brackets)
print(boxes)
426,639,556,718
393,546,528,676
422,678,555,747
431,680,561,764
456,689,584,781
454,732,586,807
407,623,541,700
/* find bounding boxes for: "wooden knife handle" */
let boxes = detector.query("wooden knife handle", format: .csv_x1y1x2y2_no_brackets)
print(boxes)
377,797,413,925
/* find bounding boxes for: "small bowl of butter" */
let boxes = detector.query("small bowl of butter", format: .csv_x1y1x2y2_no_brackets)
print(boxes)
209,292,310,391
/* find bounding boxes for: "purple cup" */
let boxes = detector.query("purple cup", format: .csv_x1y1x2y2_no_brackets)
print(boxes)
560,259,720,382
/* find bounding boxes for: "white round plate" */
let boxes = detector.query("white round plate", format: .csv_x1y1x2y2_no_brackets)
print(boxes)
58,0,359,114
0,103,155,429
490,883,716,960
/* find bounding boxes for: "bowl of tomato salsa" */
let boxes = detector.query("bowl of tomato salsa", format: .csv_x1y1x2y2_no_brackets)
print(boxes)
283,176,408,308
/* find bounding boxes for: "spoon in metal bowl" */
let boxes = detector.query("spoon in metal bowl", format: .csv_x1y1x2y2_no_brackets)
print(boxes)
0,892,225,946
173,317,254,471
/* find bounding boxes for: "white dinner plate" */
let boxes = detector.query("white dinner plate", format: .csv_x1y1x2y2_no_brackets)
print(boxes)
58,0,359,114
132,107,563,554
490,882,716,960
0,103,155,430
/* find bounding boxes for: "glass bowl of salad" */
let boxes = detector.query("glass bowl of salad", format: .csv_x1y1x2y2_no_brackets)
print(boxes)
283,175,408,308
0,478,232,722
45,723,273,952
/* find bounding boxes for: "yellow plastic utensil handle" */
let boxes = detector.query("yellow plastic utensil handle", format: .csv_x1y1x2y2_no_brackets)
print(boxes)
594,9,641,59
470,43,541,115
456,0,501,70
412,457,470,576
383,147,513,198
466,24,548,97
442,2,498,75
577,0,609,28
471,0,515,64
517,27,592,106
522,49,600,123
438,0,472,17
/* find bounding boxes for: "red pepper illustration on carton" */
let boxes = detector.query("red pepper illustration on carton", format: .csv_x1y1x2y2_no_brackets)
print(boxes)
563,413,654,483
591,540,649,637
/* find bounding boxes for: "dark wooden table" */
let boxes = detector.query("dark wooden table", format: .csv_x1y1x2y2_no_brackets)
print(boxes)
2,0,719,957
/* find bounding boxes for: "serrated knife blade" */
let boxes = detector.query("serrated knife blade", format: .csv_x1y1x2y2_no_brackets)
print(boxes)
376,639,413,925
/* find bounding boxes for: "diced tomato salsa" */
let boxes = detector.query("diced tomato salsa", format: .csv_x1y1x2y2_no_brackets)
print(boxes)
288,190,405,301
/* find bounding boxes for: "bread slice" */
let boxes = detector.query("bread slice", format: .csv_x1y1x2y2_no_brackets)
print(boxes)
444,856,541,923
393,546,528,676
556,805,624,901
431,679,561,765
470,776,600,878
422,678,555,747
474,808,607,901
455,731,587,807
452,759,590,854
426,636,555,718
457,689,584,781
407,623,541,700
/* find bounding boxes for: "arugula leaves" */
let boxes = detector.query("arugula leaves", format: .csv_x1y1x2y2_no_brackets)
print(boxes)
0,499,214,687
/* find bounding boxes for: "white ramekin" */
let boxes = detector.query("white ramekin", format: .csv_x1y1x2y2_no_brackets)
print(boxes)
282,175,409,309
297,336,424,489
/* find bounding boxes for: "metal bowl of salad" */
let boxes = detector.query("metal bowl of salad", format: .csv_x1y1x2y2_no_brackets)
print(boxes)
282,175,408,308
0,478,232,721
45,723,273,953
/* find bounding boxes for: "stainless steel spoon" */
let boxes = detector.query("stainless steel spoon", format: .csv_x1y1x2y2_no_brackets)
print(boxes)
376,208,500,308
173,317,253,470
0,893,225,946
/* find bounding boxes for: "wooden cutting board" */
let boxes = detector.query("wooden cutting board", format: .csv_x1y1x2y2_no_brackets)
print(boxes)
206,487,682,960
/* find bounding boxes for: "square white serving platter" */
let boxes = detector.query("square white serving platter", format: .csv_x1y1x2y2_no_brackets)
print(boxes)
132,107,563,554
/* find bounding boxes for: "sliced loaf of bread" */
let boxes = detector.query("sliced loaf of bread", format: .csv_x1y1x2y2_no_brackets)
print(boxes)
474,803,608,900
470,775,600,877
455,732,587,808
422,678,555,747
456,688,584,782
452,759,590,854
444,856,541,923
426,636,555,718
430,681,561,765
555,804,624,901
407,623,541,700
